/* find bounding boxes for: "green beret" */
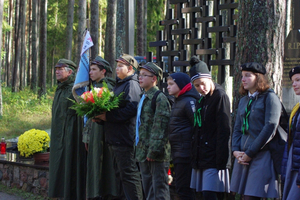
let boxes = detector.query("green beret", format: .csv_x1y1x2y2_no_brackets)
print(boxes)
91,56,112,73
55,59,77,71
115,53,139,71
139,62,163,81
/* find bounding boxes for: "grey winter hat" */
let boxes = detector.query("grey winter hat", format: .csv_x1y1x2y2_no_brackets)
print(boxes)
189,55,211,82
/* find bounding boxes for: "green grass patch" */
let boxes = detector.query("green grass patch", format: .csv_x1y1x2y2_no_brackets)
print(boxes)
0,182,49,200
0,86,56,139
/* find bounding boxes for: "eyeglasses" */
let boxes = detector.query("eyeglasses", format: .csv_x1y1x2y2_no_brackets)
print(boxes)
138,74,154,78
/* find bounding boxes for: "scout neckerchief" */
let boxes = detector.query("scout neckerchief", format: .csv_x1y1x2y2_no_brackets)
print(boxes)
136,94,146,146
242,91,259,134
194,95,204,127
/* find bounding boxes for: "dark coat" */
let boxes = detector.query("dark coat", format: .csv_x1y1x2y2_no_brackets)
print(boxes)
168,86,199,162
49,74,86,199
192,84,231,170
86,77,118,198
281,106,300,185
105,74,142,147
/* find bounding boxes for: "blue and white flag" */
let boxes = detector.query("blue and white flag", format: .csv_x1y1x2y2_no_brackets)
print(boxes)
72,31,94,102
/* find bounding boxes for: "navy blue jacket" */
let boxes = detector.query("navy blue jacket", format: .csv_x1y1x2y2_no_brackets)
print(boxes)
281,109,300,185
104,74,142,147
168,86,199,162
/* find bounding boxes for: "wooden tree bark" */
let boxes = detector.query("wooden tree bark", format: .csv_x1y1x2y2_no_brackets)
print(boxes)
104,0,116,77
38,0,47,98
144,0,147,54
90,0,99,59
50,1,59,87
5,0,13,87
31,0,37,91
76,0,86,65
136,0,144,56
232,0,286,120
27,0,32,86
116,0,125,58
12,0,21,92
0,0,4,116
65,0,75,60
19,0,27,90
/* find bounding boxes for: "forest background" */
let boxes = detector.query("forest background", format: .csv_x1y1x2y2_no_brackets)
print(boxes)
0,0,294,139
0,0,168,139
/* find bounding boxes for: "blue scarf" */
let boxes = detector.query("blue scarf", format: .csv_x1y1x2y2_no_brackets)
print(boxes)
136,94,146,146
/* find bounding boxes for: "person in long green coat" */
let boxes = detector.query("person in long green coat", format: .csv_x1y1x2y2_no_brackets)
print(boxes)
48,59,86,199
82,56,119,199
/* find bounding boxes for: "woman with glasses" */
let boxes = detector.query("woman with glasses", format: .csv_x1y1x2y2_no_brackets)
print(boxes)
230,62,281,200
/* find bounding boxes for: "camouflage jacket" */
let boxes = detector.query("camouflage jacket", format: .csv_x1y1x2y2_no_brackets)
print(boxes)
135,86,171,162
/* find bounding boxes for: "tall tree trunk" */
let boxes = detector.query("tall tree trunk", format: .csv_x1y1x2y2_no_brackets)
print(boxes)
76,0,87,65
0,0,4,116
104,0,116,77
19,0,27,90
99,4,102,56
66,0,75,60
116,0,125,58
136,0,144,56
144,0,147,54
232,0,286,120
90,0,99,59
31,0,37,91
12,0,21,92
51,1,59,87
27,0,32,86
5,0,13,87
38,0,47,98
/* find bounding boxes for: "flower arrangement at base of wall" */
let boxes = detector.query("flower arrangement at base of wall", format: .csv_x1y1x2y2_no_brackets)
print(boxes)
17,129,50,158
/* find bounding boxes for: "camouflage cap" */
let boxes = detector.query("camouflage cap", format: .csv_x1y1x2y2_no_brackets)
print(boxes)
55,59,77,71
139,62,163,81
115,53,139,71
91,56,112,73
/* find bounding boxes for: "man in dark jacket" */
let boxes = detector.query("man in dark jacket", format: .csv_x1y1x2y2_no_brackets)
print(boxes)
48,59,86,199
167,72,199,200
94,54,143,200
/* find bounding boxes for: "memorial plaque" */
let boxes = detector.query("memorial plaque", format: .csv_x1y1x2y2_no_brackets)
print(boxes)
283,30,300,87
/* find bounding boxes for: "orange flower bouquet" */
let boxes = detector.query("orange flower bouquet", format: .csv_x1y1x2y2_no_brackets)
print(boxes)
70,82,122,118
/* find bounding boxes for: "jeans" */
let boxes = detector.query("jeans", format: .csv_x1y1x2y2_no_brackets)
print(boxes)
139,161,170,200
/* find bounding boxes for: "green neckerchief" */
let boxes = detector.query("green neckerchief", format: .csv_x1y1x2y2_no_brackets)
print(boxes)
242,96,254,134
194,96,204,127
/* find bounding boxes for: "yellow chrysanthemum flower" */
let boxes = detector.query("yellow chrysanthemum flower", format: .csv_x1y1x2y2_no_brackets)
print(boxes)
17,129,50,157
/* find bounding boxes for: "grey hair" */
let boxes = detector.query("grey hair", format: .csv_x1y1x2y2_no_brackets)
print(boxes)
65,66,75,75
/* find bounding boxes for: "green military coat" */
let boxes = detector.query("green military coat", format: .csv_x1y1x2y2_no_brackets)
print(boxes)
48,74,86,199
136,86,171,162
85,77,119,198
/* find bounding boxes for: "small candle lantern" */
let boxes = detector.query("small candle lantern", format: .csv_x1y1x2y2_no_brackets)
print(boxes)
0,137,7,154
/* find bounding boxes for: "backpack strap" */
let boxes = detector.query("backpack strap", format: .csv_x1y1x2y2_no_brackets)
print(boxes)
151,90,162,113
